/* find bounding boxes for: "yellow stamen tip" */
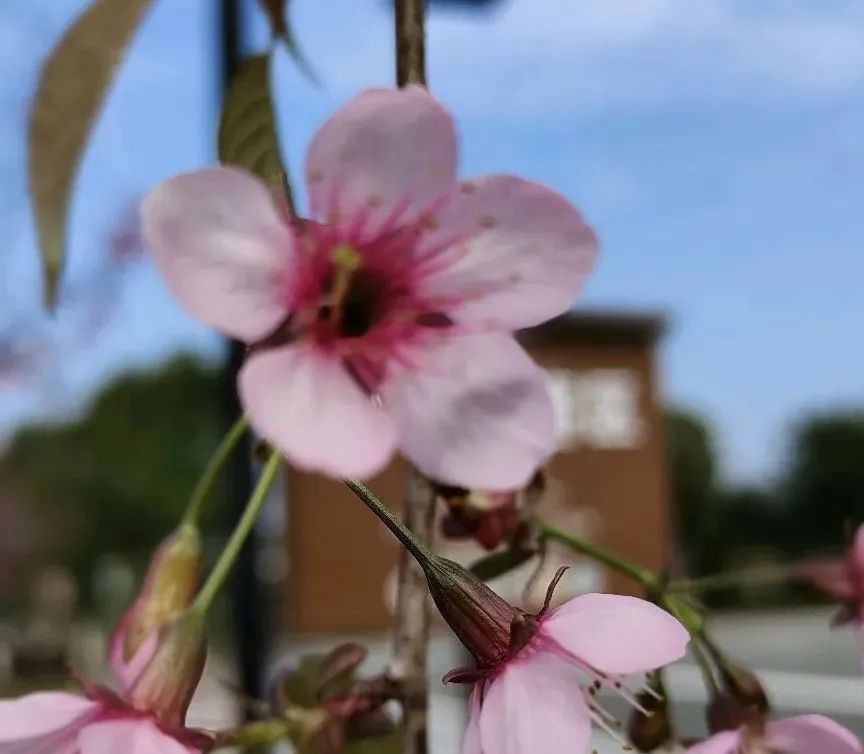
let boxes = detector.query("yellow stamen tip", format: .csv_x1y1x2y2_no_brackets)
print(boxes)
331,244,362,272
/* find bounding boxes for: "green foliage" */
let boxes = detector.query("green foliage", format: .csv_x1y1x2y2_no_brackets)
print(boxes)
28,0,157,307
783,412,864,552
664,409,720,574
218,54,287,190
0,356,224,595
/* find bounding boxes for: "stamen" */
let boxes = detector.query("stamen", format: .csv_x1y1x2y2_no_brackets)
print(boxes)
586,698,630,748
328,244,363,325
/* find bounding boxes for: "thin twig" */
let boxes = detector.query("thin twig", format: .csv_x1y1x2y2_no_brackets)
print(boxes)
391,3,431,753
395,0,427,87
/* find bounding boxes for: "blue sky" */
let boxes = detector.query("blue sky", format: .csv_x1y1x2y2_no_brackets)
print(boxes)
0,0,861,484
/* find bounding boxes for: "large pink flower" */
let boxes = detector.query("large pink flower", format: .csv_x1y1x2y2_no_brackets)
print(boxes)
141,86,597,488
455,591,689,754
687,714,863,754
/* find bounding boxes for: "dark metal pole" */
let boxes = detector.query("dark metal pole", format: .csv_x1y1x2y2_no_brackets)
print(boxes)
217,0,268,707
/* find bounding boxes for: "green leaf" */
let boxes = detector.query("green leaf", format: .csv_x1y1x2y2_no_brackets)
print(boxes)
470,548,535,581
27,0,156,309
218,54,286,189
256,0,319,83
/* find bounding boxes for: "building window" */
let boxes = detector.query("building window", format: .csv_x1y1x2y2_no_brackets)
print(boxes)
545,368,645,451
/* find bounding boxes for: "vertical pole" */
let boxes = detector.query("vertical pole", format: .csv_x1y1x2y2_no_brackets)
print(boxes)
217,0,267,707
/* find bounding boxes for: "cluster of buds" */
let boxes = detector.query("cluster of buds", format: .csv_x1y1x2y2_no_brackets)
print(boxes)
221,643,400,754
435,470,546,551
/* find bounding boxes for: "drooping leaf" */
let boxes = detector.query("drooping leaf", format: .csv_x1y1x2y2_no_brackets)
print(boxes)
256,0,319,83
28,0,156,309
218,54,286,189
470,548,535,581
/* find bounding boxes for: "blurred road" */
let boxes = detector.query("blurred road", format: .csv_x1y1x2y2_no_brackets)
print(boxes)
186,606,863,752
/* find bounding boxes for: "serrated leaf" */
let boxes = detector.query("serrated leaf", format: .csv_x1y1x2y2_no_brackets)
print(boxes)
218,54,285,189
256,0,319,83
28,0,156,309
470,548,535,581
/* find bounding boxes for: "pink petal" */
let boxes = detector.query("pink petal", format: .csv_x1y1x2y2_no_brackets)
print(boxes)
541,593,689,675
685,730,741,754
415,175,597,330
239,343,397,479
766,715,863,754
108,612,158,694
462,687,484,754
78,719,196,754
141,166,294,342
0,692,96,742
304,87,457,231
478,652,591,754
381,333,555,490
793,557,856,603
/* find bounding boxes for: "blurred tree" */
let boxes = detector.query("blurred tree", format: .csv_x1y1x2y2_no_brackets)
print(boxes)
665,409,720,575
783,412,864,554
0,356,224,601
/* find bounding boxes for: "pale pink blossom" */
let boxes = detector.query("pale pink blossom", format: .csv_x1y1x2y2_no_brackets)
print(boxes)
687,714,863,754
454,589,689,754
141,86,596,488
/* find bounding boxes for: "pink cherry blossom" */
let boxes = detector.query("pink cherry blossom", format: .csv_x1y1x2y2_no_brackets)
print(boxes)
458,591,689,754
687,714,863,754
0,601,209,754
796,523,864,669
141,86,597,489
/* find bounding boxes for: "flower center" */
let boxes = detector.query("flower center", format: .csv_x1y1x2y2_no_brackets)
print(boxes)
322,244,386,339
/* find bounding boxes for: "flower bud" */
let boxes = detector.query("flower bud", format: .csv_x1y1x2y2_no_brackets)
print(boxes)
628,675,672,752
128,608,207,727
109,523,203,690
706,662,769,734
421,553,530,668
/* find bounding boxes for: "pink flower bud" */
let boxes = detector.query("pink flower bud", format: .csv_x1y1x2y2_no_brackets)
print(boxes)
109,523,203,691
128,609,207,728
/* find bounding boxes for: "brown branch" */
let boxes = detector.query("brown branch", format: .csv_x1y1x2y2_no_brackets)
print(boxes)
395,0,427,87
391,4,432,753
390,468,435,754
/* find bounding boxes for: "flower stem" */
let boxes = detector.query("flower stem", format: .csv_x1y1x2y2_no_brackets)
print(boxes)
192,450,282,615
344,479,432,563
666,563,791,594
541,521,658,588
182,416,250,527
690,635,719,694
